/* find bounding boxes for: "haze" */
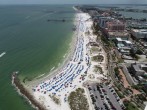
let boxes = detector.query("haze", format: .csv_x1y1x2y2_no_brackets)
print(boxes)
0,0,147,5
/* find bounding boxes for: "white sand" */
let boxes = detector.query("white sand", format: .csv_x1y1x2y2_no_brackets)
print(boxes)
31,12,108,110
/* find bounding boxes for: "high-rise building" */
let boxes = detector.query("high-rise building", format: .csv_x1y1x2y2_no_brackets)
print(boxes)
99,17,114,28
106,21,125,31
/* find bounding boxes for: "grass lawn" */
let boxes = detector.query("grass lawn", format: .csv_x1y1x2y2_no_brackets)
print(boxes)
68,88,89,110
94,65,103,73
116,91,124,99
92,55,104,62
91,47,101,53
126,102,139,110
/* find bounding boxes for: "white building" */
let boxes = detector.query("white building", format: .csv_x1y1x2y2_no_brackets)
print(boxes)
115,38,133,55
123,40,132,47
131,29,147,39
144,103,147,110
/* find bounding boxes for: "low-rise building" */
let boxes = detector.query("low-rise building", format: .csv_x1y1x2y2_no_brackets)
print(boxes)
123,40,132,47
114,38,133,55
130,63,147,81
119,47,131,55
144,103,147,110
131,29,147,39
115,37,123,44
104,29,129,40
115,38,132,47
127,21,147,29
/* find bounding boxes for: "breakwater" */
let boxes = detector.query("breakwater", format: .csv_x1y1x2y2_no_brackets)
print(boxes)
12,73,46,110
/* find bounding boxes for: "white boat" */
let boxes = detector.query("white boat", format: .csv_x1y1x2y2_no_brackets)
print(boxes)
0,52,6,58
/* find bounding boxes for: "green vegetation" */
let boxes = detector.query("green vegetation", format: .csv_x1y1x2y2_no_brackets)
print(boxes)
131,85,140,90
92,55,104,62
115,90,125,99
114,67,119,76
136,49,143,55
68,88,89,110
127,103,138,110
132,84,147,94
126,88,133,94
114,67,123,82
93,23,99,35
91,47,101,53
112,54,116,61
92,22,113,48
124,100,139,110
101,35,111,46
114,82,129,98
135,55,140,60
94,65,103,73
135,94,147,101
118,58,124,63
49,95,60,105
13,74,45,110
85,31,90,35
123,89,131,96
130,48,140,60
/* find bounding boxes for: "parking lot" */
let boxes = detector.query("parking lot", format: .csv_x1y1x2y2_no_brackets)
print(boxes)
86,83,125,110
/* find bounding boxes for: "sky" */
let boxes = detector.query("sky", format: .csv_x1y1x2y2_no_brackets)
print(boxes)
0,0,147,5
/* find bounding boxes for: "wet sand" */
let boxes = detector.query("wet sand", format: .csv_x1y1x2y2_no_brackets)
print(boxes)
25,12,80,92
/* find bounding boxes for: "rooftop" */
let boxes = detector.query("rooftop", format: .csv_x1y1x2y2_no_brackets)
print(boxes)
106,20,124,25
99,16,114,20
117,43,125,48
132,63,147,73
125,41,132,44
133,65,143,72
116,38,132,44
116,38,122,41
132,29,147,34
107,30,129,37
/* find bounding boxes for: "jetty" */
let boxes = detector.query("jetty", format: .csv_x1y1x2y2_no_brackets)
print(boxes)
12,72,46,110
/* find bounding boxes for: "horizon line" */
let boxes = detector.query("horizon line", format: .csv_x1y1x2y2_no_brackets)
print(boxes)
0,3,147,5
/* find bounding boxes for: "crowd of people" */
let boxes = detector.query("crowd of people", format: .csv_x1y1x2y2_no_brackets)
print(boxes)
33,15,91,97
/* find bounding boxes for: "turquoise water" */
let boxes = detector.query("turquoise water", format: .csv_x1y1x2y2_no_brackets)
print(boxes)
0,5,75,110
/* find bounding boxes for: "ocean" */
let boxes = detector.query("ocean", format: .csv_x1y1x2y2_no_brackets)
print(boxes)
0,5,75,110
0,4,146,110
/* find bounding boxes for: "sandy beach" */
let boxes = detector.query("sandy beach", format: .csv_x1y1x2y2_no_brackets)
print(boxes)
25,11,108,110
25,12,79,89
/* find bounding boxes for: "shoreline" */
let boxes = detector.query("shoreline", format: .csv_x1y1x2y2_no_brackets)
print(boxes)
12,7,80,110
25,11,79,91
11,7,107,110
12,73,46,110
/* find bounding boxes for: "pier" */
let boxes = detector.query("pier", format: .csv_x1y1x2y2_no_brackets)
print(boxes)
47,19,73,22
